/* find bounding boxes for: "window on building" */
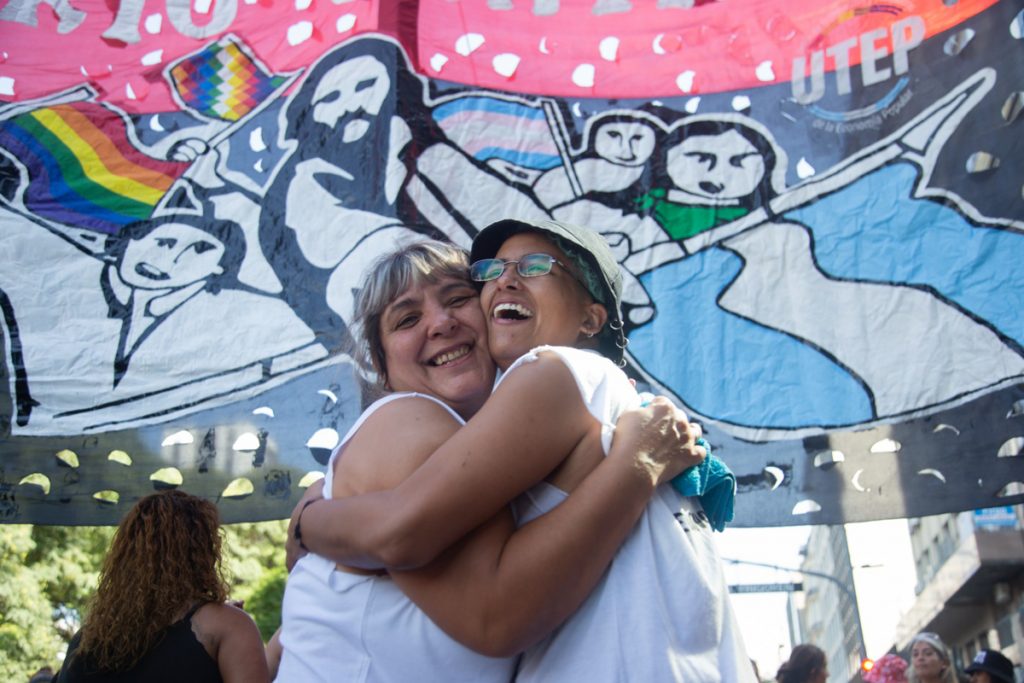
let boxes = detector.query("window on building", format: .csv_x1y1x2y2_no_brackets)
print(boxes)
922,547,934,580
997,614,1014,649
952,648,967,676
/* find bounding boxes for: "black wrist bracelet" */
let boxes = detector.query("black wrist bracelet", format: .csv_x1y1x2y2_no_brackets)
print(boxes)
294,497,320,552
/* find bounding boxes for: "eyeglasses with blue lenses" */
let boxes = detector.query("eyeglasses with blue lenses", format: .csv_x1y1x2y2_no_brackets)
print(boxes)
469,253,570,282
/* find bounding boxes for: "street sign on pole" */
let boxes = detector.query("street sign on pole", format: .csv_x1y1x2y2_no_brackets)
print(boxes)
729,582,804,594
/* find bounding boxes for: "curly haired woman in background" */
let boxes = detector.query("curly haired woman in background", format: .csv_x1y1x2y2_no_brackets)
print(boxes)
56,490,268,683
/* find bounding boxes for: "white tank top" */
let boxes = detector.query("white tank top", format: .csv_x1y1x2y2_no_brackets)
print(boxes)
505,347,756,683
274,393,519,683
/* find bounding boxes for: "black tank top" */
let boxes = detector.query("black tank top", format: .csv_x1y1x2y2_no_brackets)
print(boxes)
57,604,222,683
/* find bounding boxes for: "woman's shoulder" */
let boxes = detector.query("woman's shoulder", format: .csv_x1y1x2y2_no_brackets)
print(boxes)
491,348,603,410
355,394,465,452
505,345,599,370
191,603,270,682
359,392,466,430
504,346,628,386
357,392,461,422
502,348,636,419
192,602,259,635
339,392,467,490
340,393,465,451
328,393,463,471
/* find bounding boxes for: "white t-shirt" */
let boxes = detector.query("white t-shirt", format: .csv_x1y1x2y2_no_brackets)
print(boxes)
274,392,519,683
505,346,756,683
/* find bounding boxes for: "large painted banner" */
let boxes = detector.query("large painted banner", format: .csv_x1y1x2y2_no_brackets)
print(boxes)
1,0,1022,525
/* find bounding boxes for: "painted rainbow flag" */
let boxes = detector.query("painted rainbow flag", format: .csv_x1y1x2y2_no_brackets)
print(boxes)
0,101,188,234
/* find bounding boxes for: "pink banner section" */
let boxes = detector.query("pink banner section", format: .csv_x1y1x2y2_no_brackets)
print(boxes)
0,0,383,112
0,0,1001,110
415,0,999,98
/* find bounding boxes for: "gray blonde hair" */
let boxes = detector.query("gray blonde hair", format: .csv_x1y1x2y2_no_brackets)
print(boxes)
354,239,471,388
907,632,958,683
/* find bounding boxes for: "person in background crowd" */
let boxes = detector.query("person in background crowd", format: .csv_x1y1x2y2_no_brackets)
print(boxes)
908,632,959,683
965,649,1015,683
28,666,55,683
56,490,269,683
776,644,828,683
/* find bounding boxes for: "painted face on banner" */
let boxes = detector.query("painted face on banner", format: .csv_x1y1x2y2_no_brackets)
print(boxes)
312,55,392,143
666,129,766,204
593,120,657,167
119,223,226,290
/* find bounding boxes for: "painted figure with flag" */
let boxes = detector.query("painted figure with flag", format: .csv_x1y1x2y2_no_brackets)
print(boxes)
168,34,289,125
0,89,190,243
418,97,667,325
254,35,562,349
0,35,326,434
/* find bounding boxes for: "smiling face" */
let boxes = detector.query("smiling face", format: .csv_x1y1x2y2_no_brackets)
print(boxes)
480,232,606,371
593,120,657,167
665,128,766,205
119,223,226,290
911,641,948,682
378,275,495,419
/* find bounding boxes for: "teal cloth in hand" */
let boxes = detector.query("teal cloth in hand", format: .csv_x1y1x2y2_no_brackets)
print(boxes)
670,438,736,532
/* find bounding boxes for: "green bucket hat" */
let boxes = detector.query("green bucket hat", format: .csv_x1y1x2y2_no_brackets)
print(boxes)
470,218,627,365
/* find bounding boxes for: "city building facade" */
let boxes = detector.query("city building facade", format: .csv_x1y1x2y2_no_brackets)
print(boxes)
799,524,867,682
894,506,1024,680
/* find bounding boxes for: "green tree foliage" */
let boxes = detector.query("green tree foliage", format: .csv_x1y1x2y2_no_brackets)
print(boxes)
221,520,288,593
244,565,288,640
0,525,69,681
28,525,113,636
221,520,288,639
0,518,288,678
